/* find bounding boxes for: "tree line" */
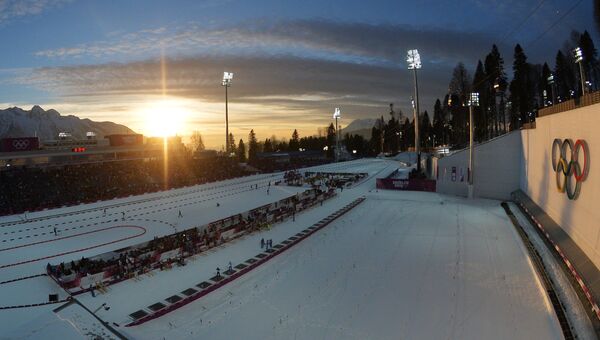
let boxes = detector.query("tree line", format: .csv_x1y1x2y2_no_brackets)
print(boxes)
368,29,599,153
189,30,598,158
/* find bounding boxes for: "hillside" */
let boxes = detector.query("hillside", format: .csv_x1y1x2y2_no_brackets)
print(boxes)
0,106,134,140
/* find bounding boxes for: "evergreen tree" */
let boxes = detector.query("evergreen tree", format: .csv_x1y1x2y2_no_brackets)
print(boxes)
263,138,273,153
448,63,471,145
227,133,236,154
541,62,553,106
472,60,488,141
190,130,205,152
402,117,414,150
289,129,300,151
554,50,576,102
580,30,598,91
449,62,472,104
420,111,432,148
326,123,336,159
509,44,534,129
432,99,444,147
237,139,246,162
248,129,258,163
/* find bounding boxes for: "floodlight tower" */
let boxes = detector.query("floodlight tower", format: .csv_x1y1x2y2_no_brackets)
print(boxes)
222,72,234,153
467,92,479,199
573,47,585,96
333,107,341,162
547,74,556,105
407,49,422,171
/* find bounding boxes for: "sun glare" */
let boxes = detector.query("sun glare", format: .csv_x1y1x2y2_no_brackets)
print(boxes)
141,99,190,137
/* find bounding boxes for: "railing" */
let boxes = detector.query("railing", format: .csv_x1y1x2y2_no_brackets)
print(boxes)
539,91,600,117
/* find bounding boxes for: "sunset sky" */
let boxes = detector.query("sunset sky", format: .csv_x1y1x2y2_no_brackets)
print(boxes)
0,0,595,148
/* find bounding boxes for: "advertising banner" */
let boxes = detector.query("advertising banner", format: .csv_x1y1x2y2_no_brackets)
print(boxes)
1,137,40,152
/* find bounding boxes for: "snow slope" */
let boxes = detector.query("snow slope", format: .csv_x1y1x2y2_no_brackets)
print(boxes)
0,158,565,339
124,191,563,340
0,159,394,336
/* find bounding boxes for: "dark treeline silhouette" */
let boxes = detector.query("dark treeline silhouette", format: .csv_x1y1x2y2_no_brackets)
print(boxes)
436,29,599,148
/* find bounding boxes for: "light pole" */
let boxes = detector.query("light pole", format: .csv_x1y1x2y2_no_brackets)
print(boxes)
574,47,585,96
333,107,341,162
222,72,234,153
547,74,556,105
407,49,422,172
467,92,479,199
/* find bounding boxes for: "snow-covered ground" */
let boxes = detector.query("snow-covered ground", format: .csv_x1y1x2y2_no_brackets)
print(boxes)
0,158,567,339
120,191,563,340
0,159,394,336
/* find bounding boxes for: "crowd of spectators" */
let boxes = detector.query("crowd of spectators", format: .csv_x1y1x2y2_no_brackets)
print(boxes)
48,187,334,292
0,156,245,216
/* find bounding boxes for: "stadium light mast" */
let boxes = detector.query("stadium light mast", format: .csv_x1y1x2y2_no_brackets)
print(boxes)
573,47,585,96
407,49,422,172
222,72,234,153
547,74,556,105
333,107,341,162
467,92,479,199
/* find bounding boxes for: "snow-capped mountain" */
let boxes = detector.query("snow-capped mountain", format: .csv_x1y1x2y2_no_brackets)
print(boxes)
342,118,376,134
340,118,377,139
0,106,134,140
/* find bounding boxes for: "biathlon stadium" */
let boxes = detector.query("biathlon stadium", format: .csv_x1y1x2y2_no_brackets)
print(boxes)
0,94,599,339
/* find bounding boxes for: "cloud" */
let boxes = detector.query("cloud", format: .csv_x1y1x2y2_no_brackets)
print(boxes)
0,0,71,23
33,19,505,67
18,54,452,117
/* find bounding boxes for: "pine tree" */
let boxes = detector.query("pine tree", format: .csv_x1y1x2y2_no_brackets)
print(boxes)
420,111,432,148
448,63,471,145
554,50,575,101
263,138,273,153
190,130,205,152
472,60,488,141
289,129,300,151
326,123,336,159
580,30,598,91
237,139,246,162
432,99,444,147
227,133,236,155
509,44,533,129
449,62,472,105
248,129,258,163
541,62,553,106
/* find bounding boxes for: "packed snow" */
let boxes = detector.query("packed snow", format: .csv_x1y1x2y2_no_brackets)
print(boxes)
0,158,566,339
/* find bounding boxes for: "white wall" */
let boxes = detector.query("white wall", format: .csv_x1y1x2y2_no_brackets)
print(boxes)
520,103,600,269
437,131,522,200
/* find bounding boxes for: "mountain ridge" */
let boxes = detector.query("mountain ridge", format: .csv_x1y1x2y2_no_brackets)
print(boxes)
0,106,134,140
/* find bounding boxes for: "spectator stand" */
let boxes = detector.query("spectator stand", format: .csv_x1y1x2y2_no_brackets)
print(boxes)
47,187,338,295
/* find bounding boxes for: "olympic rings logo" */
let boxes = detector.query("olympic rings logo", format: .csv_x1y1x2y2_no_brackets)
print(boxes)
12,139,30,150
551,139,589,200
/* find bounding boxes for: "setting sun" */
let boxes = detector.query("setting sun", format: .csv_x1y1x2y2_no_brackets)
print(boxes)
140,99,191,137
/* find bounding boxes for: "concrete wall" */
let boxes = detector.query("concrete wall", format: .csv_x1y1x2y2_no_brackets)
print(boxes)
520,103,600,269
437,131,522,200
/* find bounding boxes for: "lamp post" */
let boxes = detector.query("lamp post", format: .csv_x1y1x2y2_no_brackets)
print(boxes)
333,107,341,162
407,49,422,172
467,92,479,199
547,74,556,105
574,47,585,96
222,72,234,153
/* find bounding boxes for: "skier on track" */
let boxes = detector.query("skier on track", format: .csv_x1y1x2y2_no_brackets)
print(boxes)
261,238,265,249
228,261,233,272
103,208,107,217
122,211,125,220
53,227,57,236
178,210,183,218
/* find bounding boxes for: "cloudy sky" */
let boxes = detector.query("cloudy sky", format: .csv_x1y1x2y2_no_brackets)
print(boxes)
0,0,596,147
